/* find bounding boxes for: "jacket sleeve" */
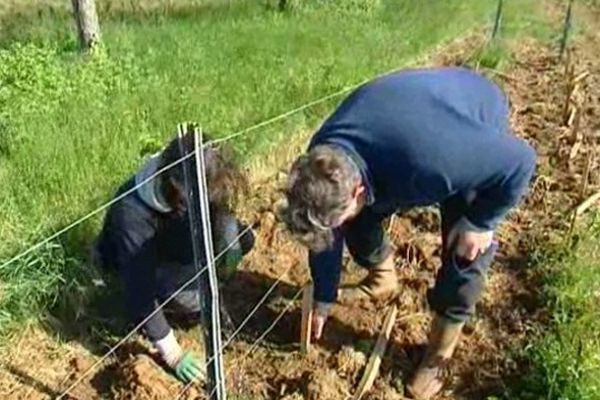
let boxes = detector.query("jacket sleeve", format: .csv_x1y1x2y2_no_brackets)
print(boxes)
309,228,344,304
112,222,172,342
465,136,536,231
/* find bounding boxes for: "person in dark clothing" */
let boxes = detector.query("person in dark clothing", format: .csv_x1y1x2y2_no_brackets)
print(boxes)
278,67,536,399
94,128,255,383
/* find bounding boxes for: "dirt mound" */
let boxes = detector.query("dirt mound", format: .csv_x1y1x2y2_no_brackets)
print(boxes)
111,354,201,400
335,346,367,381
306,368,350,400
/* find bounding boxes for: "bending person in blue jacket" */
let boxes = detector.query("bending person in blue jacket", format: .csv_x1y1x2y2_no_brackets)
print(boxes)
94,128,254,383
279,68,536,399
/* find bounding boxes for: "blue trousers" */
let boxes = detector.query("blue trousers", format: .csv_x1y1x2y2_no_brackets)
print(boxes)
343,194,496,322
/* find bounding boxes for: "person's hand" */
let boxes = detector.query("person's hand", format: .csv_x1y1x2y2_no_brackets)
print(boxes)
312,312,327,340
154,330,204,383
448,228,493,262
174,352,204,383
312,302,331,340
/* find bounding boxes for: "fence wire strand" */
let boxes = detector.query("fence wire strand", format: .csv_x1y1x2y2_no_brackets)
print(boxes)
205,83,365,148
0,83,355,273
1,63,405,274
0,16,498,276
0,151,194,272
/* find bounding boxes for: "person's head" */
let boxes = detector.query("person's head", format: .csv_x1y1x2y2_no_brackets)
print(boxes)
278,145,366,252
157,131,247,222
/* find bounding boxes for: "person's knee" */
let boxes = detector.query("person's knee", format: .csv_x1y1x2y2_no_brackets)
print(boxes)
239,223,255,255
169,290,201,315
428,244,496,321
347,236,393,268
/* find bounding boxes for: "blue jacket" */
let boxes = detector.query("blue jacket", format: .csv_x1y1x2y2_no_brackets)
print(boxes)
308,67,536,304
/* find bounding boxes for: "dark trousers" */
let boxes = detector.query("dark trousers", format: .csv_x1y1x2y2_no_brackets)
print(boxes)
342,195,496,322
155,263,202,315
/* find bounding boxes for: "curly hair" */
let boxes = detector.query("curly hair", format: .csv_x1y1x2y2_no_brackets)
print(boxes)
278,145,360,252
158,130,247,233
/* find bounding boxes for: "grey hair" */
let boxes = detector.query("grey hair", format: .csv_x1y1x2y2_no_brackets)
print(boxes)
278,145,360,252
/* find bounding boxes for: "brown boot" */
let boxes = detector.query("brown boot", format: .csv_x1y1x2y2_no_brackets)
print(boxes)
406,315,464,399
337,254,399,304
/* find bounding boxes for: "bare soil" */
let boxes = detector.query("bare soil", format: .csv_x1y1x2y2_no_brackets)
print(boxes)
1,16,599,400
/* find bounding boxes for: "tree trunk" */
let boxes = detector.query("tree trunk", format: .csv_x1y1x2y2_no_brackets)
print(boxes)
71,0,101,52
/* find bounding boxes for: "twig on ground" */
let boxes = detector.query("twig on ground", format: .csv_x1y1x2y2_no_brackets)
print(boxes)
576,191,600,216
352,304,398,400
300,283,314,354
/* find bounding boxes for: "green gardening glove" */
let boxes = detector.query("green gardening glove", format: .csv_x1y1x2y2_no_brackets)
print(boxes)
174,351,204,383
218,247,243,282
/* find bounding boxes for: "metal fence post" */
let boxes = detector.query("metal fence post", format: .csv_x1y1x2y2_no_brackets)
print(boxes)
178,123,227,400
492,0,504,40
559,0,574,59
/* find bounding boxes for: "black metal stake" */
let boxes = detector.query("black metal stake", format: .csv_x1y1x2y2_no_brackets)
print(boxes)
492,0,504,40
560,0,574,59
178,123,227,400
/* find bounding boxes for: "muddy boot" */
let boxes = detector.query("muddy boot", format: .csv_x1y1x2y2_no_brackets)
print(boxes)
406,315,464,399
337,254,398,304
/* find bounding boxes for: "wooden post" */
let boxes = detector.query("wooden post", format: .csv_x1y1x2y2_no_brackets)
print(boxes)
300,284,314,353
353,304,398,400
71,0,101,51
179,123,227,400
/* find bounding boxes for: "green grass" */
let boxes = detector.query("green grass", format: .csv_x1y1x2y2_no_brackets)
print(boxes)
506,218,600,400
0,0,550,337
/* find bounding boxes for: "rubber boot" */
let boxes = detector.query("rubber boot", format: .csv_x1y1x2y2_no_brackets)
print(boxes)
406,315,464,399
338,254,399,304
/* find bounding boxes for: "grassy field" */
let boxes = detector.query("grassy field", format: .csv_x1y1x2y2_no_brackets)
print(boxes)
506,218,600,400
0,0,551,338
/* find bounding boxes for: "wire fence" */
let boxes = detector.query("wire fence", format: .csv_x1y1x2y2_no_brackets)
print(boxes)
1,59,395,400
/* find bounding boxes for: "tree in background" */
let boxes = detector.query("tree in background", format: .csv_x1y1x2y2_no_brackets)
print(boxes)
71,0,101,51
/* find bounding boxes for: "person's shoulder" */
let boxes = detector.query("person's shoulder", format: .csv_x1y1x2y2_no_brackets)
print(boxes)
106,177,156,231
359,67,486,98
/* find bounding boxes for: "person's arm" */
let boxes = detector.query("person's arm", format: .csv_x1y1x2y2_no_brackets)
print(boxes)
464,136,536,231
112,225,171,342
308,228,344,339
113,223,203,382
309,228,344,307
215,214,255,281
